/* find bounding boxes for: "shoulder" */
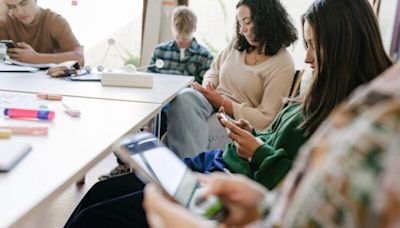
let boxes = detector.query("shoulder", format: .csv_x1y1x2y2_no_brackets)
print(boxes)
154,40,176,52
227,37,239,52
216,38,241,60
269,48,295,69
191,39,213,58
0,14,7,28
42,8,70,27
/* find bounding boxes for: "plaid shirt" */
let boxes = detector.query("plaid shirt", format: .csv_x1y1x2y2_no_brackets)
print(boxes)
147,38,213,84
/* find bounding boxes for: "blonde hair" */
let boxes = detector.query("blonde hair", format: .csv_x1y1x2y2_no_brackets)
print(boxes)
172,6,197,34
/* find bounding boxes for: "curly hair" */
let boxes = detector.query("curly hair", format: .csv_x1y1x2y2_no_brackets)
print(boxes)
234,0,297,56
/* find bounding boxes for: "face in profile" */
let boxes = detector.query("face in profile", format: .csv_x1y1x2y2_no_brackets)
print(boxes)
303,20,317,71
5,0,39,25
173,29,193,49
236,4,257,47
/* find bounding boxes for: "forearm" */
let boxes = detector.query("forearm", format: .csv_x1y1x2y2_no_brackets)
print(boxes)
221,98,234,116
36,48,84,66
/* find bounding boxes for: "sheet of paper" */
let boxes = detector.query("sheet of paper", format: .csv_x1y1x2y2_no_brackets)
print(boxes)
0,62,39,72
0,92,47,109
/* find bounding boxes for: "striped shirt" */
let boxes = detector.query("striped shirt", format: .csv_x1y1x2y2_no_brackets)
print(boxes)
147,38,213,83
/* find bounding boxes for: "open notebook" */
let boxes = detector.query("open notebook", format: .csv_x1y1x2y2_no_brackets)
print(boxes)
8,59,56,70
0,141,31,172
0,62,39,72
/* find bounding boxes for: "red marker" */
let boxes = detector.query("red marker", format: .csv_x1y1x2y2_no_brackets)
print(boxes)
3,108,55,121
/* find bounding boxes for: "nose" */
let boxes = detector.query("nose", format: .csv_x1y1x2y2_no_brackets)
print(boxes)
239,24,248,35
305,48,314,66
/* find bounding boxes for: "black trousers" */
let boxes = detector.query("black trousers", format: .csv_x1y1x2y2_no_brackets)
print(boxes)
64,173,148,228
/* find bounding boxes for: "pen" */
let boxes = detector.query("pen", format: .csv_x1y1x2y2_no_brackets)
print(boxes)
3,108,55,121
0,126,48,136
37,93,63,101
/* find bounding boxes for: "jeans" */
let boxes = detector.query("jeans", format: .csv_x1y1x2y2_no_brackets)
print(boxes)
165,88,231,158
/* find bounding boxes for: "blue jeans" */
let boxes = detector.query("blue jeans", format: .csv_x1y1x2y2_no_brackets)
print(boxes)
165,88,231,158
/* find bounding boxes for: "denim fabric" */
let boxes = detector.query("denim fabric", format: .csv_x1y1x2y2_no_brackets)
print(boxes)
183,149,226,173
165,88,230,158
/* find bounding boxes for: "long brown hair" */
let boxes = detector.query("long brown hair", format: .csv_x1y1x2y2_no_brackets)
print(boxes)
300,0,392,137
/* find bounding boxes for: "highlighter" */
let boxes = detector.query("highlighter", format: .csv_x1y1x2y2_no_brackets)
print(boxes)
37,93,63,101
3,108,55,121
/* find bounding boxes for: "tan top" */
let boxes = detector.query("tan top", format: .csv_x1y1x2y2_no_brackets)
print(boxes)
0,8,80,54
203,39,294,131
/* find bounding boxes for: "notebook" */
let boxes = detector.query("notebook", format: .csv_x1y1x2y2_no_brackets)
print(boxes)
65,73,101,81
8,59,56,70
0,141,31,172
0,62,39,72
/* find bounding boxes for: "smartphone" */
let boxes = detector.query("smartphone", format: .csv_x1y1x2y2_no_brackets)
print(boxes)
114,133,228,221
218,112,234,134
0,40,16,49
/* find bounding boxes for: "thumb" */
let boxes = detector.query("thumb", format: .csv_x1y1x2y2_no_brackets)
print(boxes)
207,82,215,90
16,42,29,48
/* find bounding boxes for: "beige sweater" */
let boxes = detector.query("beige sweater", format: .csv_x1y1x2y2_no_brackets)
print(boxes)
203,40,294,131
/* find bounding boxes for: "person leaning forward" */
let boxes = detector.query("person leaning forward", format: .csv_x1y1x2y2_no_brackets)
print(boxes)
0,0,84,65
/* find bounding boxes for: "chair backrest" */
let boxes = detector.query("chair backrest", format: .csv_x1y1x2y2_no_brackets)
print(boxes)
289,69,304,99
282,69,305,109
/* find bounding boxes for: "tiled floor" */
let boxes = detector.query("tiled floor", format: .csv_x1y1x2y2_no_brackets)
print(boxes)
19,153,117,228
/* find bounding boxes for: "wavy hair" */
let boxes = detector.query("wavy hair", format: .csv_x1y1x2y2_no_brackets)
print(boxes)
300,0,392,137
235,0,297,56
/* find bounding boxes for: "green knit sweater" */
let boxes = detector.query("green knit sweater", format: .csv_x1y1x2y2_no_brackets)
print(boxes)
222,103,307,190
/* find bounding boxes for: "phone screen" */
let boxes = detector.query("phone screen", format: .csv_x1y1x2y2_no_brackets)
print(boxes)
116,133,228,220
0,40,15,49
129,146,197,206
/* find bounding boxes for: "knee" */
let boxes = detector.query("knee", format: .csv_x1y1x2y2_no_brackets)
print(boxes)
170,88,201,110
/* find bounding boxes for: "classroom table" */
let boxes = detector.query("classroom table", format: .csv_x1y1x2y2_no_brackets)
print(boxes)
0,91,161,227
0,71,194,106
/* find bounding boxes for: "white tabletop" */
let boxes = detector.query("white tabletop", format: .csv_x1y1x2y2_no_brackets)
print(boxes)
0,91,161,227
0,71,194,105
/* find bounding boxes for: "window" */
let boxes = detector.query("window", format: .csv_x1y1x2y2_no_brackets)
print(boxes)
40,0,143,68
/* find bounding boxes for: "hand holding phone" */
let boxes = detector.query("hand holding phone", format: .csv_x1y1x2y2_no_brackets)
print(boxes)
114,133,228,221
217,111,234,135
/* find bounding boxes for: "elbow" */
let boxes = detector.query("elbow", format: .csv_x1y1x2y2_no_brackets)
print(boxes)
73,48,85,66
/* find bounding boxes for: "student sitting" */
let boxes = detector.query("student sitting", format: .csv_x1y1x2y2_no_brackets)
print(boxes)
147,5,213,136
145,61,400,228
0,0,84,65
165,0,298,158
64,0,392,227
147,5,213,84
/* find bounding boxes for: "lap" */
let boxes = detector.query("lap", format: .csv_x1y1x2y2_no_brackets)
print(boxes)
69,191,148,228
184,149,226,174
